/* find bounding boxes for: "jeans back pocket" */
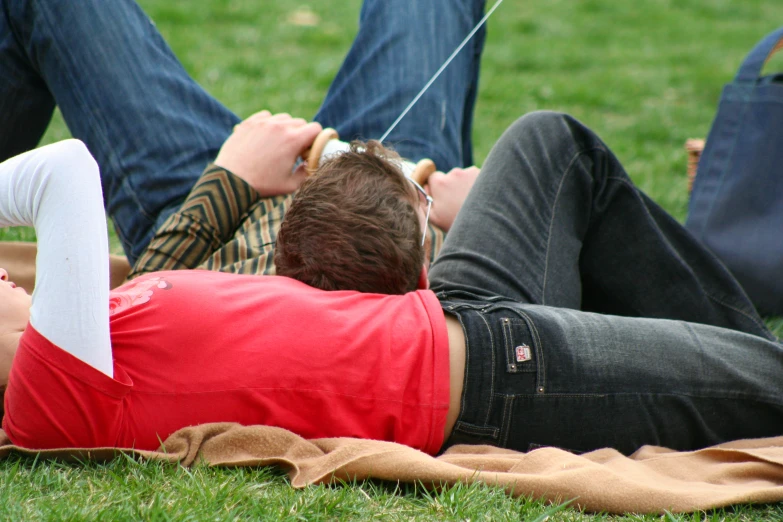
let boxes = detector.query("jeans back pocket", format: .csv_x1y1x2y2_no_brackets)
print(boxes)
500,316,538,374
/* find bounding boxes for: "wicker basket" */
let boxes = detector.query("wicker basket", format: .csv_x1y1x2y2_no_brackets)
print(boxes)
685,138,705,192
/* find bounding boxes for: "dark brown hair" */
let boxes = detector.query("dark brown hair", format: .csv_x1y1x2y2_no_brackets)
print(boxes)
274,141,424,295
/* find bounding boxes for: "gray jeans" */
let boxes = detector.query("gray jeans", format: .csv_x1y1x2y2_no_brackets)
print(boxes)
429,111,782,454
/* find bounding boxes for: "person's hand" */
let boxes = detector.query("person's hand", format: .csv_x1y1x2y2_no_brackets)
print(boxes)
214,111,322,196
425,166,480,232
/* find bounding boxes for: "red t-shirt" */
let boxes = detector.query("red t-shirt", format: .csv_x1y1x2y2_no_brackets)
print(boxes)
3,271,450,454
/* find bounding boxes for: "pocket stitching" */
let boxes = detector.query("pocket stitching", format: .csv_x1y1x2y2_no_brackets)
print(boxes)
474,311,496,426
505,309,547,392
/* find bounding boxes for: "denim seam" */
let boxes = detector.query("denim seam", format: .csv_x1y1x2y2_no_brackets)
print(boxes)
492,390,783,402
704,294,776,341
528,313,545,391
542,145,606,305
474,311,496,426
499,395,514,447
453,421,499,438
606,173,773,338
494,392,604,399
453,311,471,432
500,318,515,372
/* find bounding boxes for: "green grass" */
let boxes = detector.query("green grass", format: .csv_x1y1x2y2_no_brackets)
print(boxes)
0,454,573,520
4,454,783,521
3,0,783,519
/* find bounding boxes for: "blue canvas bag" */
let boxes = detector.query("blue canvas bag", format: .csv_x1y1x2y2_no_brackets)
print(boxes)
685,27,783,316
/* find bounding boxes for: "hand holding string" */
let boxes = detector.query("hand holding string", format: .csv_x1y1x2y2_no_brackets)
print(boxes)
215,111,322,196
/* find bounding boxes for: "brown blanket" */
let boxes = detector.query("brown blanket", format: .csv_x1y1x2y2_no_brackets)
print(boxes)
3,424,783,514
3,240,783,514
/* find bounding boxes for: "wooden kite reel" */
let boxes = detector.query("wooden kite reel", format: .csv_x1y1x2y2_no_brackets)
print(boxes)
305,128,438,186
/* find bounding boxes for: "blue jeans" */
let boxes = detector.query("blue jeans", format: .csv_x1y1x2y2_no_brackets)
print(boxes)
0,0,485,264
430,112,782,454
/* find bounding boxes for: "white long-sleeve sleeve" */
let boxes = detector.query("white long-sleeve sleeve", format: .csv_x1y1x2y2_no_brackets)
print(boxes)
0,140,112,377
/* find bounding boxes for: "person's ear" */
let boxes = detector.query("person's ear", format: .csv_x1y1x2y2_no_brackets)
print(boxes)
417,265,429,290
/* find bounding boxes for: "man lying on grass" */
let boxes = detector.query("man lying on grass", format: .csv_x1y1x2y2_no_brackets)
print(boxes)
0,0,487,280
1,111,781,456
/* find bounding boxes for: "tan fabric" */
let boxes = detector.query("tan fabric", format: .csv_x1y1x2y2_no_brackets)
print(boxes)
2,424,783,514
0,241,130,292
0,241,37,292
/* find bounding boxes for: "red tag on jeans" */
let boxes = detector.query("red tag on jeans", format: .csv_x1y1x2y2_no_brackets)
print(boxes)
515,344,532,363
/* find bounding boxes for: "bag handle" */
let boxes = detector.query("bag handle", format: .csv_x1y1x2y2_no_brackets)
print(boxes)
736,27,783,82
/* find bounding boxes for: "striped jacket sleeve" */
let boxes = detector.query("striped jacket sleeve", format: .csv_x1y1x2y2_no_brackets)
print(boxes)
130,164,449,279
129,164,259,278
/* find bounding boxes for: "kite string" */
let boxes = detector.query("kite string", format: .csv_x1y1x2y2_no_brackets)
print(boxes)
378,0,505,143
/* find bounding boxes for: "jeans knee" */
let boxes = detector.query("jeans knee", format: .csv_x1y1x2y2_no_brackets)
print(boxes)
505,111,573,140
489,111,569,158
498,111,599,157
